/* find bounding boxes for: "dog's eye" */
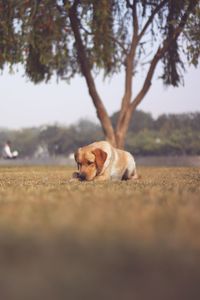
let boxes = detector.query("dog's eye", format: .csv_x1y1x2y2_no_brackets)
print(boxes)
88,161,93,166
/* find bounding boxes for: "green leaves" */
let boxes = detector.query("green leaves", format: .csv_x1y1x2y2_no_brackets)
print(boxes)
184,3,200,67
0,0,22,68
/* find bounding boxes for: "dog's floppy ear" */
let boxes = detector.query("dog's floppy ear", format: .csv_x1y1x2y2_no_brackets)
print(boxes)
74,150,79,163
92,148,107,175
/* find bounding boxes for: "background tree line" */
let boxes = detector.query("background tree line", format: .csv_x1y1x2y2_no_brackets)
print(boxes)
1,111,200,158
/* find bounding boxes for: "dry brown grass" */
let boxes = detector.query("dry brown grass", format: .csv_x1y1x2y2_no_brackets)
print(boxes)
0,166,200,300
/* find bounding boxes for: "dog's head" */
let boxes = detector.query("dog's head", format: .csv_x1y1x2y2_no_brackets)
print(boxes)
74,147,107,181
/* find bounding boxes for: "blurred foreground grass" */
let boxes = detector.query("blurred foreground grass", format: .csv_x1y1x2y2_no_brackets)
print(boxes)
0,166,200,300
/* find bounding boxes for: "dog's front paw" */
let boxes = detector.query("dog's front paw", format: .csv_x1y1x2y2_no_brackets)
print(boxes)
72,171,80,179
69,172,80,182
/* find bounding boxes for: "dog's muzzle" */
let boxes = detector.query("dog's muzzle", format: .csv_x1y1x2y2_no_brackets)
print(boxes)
79,172,87,181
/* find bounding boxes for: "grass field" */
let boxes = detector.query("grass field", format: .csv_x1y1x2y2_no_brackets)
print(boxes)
0,166,200,300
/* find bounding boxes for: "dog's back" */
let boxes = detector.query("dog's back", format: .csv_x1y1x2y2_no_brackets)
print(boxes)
109,147,137,180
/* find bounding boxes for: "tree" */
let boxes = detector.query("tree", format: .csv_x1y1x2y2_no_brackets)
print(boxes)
0,0,200,148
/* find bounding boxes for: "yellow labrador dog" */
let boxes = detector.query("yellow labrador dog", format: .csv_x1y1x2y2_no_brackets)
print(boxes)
72,141,138,181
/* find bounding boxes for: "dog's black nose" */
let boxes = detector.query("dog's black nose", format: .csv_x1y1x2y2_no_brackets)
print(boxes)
79,172,86,181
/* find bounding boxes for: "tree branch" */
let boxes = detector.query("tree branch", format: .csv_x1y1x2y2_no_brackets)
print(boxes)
125,0,133,9
116,0,139,138
131,47,162,111
124,0,139,97
132,0,139,36
138,0,168,41
111,36,128,57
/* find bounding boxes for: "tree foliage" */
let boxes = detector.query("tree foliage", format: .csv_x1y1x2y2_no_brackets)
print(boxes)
0,0,21,68
185,4,200,66
0,0,198,82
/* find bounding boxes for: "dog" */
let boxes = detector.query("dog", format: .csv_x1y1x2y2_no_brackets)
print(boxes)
72,141,138,181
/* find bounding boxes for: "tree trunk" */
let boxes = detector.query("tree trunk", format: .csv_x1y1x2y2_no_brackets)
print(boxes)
69,1,117,147
115,131,126,150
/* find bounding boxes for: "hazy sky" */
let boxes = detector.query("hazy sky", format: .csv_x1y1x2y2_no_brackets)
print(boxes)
0,65,199,129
